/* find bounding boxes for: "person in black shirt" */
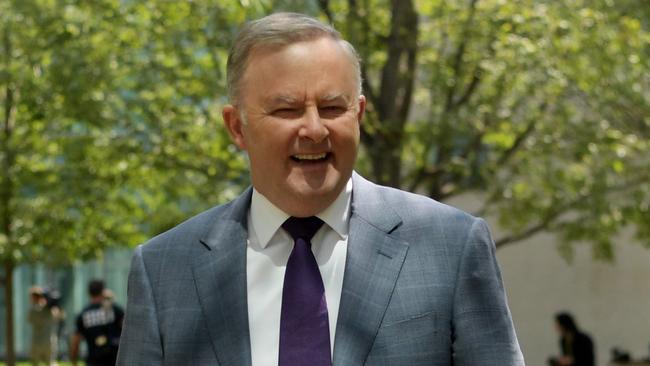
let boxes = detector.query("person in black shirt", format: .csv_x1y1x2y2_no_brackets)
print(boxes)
70,280,124,366
549,312,595,366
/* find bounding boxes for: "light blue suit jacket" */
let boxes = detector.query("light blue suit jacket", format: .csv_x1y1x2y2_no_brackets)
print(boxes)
117,173,524,365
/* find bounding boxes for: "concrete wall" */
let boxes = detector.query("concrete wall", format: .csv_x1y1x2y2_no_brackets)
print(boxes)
450,195,650,366
497,229,650,366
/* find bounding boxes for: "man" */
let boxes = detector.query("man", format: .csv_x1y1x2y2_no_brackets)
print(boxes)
117,12,524,365
71,280,124,366
27,286,54,366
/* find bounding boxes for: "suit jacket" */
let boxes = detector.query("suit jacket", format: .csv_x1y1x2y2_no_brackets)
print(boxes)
117,173,524,365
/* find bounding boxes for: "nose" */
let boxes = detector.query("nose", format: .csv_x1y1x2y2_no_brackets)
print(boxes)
299,106,329,142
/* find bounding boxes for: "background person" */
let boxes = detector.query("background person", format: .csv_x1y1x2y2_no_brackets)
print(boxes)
44,289,65,365
549,312,595,366
27,286,54,366
70,279,124,366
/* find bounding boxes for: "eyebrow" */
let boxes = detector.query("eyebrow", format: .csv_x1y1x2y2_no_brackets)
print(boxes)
319,93,351,103
266,95,300,105
264,93,352,106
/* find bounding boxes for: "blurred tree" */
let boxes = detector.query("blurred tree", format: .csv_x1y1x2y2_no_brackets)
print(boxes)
0,0,264,363
319,0,649,259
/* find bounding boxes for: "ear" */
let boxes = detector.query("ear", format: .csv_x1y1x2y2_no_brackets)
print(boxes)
357,95,366,123
222,104,247,150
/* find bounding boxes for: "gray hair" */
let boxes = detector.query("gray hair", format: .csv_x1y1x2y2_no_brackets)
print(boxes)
226,12,362,104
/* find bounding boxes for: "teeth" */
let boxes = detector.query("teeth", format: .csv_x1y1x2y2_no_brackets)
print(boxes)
293,153,327,160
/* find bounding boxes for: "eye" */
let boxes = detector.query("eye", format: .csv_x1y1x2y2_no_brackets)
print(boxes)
319,105,347,118
271,108,302,119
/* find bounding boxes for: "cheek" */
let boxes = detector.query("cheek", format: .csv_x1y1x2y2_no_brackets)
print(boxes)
247,131,290,162
332,121,360,145
331,135,359,166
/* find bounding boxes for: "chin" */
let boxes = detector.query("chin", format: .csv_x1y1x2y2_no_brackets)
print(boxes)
292,175,343,196
291,186,335,201
278,179,345,217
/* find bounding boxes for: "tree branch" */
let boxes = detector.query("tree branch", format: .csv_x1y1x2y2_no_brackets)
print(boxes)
377,0,417,122
496,112,540,166
494,173,650,248
361,67,380,110
450,29,497,110
495,220,550,248
407,165,441,193
452,68,481,108
398,25,418,123
444,0,479,113
341,0,380,148
340,0,379,107
317,0,333,23
495,197,574,249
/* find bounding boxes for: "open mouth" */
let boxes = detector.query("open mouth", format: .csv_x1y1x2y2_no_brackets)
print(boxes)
290,152,330,163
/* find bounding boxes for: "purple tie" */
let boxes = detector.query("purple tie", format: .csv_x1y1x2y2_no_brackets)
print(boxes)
279,216,331,366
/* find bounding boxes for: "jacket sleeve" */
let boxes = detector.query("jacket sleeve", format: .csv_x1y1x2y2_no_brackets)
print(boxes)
116,245,164,365
451,218,525,365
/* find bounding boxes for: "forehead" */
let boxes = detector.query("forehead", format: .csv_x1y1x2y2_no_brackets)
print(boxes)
241,38,358,102
246,38,355,74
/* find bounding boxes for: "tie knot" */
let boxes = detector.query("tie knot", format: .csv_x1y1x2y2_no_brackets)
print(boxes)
282,216,324,241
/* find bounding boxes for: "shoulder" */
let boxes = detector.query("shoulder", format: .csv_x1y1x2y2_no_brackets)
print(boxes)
352,174,491,261
354,173,479,231
576,331,594,345
139,190,249,254
146,203,230,245
384,185,472,220
80,303,95,313
76,304,95,324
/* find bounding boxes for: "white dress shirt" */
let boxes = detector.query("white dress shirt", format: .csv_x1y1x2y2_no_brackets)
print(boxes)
246,179,351,366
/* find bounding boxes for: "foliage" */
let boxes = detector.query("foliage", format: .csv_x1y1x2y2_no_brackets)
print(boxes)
0,0,266,268
320,0,649,259
5,0,643,266
0,1,267,363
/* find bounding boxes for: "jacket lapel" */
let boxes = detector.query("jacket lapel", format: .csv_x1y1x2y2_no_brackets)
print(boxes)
333,173,409,365
193,188,253,366
189,175,408,365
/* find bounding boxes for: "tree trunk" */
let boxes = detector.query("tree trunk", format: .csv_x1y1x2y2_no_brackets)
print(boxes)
3,261,15,366
366,0,418,187
2,23,17,366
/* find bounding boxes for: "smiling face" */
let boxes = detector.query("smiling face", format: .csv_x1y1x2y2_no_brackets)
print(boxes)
223,37,365,217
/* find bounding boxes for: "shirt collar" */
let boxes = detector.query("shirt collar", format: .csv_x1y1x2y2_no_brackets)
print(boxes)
250,178,353,249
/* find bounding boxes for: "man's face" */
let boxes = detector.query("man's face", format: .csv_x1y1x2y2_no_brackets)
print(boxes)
223,37,365,217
